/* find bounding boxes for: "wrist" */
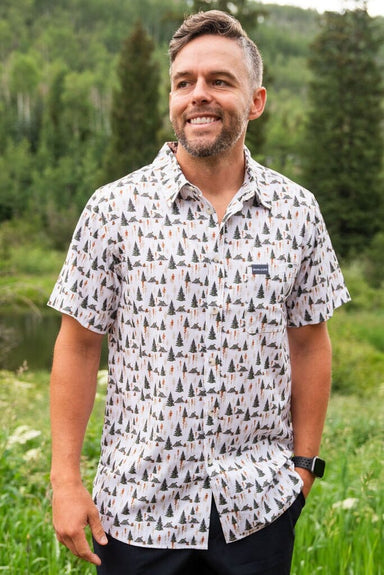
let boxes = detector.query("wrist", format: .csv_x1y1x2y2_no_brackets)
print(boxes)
50,470,83,490
292,455,326,478
295,467,315,498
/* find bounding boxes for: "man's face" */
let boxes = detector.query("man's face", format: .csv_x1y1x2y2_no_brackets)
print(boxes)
169,35,263,158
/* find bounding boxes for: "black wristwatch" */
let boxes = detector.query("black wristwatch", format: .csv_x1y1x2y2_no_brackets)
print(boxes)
292,456,326,478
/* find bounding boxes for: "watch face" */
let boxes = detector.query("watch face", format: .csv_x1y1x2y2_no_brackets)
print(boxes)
313,457,326,478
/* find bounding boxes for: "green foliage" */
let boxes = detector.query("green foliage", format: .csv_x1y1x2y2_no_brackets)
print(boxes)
342,261,384,311
363,231,384,288
0,0,383,268
302,8,384,259
103,20,162,182
0,219,64,313
327,264,384,396
0,0,188,235
0,368,105,573
0,140,33,221
293,393,384,574
329,312,384,395
191,0,265,29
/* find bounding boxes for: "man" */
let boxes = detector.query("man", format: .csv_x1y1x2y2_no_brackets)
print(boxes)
49,10,350,575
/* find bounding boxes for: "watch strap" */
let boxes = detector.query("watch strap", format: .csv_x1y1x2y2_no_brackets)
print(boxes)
292,455,325,478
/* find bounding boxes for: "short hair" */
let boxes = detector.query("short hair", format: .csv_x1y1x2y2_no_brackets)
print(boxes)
169,10,263,89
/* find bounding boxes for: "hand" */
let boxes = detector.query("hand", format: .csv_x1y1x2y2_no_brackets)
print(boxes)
52,482,108,565
295,467,315,499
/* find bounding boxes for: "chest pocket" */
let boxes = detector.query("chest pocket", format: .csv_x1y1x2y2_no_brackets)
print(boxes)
245,262,298,334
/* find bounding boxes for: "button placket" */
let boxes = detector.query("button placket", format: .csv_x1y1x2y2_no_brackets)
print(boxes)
202,214,224,475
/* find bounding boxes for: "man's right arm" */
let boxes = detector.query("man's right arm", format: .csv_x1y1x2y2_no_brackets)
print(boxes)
50,314,108,565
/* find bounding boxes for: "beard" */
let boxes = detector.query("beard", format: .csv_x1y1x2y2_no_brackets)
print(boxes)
171,108,249,158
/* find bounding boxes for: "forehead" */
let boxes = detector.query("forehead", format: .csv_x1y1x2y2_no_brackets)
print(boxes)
171,34,247,77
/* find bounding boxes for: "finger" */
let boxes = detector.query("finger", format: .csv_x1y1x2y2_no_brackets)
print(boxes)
65,531,102,566
89,510,108,546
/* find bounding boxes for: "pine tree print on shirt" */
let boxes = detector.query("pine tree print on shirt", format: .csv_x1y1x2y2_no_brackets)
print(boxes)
49,143,350,549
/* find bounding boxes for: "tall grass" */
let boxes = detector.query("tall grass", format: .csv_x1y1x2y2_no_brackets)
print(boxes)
0,369,102,574
328,311,384,395
292,394,384,574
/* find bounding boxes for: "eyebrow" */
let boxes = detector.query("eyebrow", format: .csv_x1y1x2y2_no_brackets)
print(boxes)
172,70,239,83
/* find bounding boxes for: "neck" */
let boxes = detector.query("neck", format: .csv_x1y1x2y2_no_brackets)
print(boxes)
175,143,246,201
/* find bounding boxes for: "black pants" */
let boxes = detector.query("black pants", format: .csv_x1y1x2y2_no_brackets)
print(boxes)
94,493,305,575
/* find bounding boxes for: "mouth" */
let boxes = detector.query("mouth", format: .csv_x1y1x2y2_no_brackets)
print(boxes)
187,115,220,126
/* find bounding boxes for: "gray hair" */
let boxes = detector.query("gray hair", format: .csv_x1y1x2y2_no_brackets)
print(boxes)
169,10,263,89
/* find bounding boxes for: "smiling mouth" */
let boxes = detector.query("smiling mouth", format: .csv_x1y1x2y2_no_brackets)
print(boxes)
187,116,219,125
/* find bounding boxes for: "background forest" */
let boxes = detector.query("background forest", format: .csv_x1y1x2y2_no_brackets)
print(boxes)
0,1,383,573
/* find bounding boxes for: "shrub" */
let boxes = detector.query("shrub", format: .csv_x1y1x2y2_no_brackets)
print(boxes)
341,261,384,312
329,312,384,395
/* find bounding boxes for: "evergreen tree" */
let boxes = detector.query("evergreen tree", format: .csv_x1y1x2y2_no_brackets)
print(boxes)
103,21,161,182
302,7,384,258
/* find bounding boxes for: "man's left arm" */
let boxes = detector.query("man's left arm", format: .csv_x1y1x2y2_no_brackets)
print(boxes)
288,322,332,498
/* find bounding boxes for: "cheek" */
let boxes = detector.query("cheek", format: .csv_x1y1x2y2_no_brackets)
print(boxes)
169,96,182,121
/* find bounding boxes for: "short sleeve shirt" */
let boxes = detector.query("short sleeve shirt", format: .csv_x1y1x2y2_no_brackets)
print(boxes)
49,143,350,549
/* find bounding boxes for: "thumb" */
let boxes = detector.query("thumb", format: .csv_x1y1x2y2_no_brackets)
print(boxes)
89,508,108,546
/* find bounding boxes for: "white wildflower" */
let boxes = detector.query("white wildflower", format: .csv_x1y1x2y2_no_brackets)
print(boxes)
332,497,359,510
13,380,33,390
7,425,41,447
23,448,42,462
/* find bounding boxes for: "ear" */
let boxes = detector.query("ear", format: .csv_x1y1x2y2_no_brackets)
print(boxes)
248,87,267,121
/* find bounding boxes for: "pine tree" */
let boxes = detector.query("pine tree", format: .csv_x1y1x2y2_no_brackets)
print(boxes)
302,6,383,258
103,21,161,181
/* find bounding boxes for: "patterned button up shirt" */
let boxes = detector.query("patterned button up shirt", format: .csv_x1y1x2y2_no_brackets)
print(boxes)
49,143,350,549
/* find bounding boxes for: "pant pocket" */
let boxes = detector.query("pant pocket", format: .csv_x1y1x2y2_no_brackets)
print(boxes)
288,491,305,527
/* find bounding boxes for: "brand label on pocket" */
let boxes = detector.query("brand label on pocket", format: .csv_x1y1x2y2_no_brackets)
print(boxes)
251,264,269,275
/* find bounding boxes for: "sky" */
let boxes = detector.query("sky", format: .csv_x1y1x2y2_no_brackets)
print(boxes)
256,0,384,17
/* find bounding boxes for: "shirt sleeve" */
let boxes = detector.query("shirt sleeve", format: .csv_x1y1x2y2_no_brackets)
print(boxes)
48,190,121,334
285,197,350,327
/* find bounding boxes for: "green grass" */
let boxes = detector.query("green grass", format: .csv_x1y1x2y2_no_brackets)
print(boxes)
292,393,384,574
328,311,384,395
0,368,104,574
0,246,65,312
0,365,383,574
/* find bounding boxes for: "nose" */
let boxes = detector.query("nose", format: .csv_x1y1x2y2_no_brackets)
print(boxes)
191,78,212,104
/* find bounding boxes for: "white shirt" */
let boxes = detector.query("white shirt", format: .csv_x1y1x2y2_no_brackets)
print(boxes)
49,143,350,549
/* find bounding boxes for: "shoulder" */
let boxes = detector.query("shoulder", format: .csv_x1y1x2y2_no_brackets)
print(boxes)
247,155,318,213
86,146,172,220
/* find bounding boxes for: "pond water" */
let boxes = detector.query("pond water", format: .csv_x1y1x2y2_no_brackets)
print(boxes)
0,311,107,371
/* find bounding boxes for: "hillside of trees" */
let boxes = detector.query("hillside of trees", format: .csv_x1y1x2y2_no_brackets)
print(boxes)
0,0,383,274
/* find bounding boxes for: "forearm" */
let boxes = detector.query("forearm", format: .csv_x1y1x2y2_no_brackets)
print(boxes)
50,317,103,488
289,323,332,457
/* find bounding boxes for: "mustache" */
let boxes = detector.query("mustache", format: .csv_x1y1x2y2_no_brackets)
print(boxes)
184,107,223,120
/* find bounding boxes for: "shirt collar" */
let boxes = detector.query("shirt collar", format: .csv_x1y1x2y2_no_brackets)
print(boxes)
156,142,273,211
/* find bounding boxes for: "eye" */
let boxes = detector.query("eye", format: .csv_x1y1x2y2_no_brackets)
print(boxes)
175,80,190,89
213,79,228,87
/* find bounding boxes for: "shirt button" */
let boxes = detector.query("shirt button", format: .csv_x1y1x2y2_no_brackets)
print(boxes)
212,256,220,263
208,357,216,366
211,307,219,315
